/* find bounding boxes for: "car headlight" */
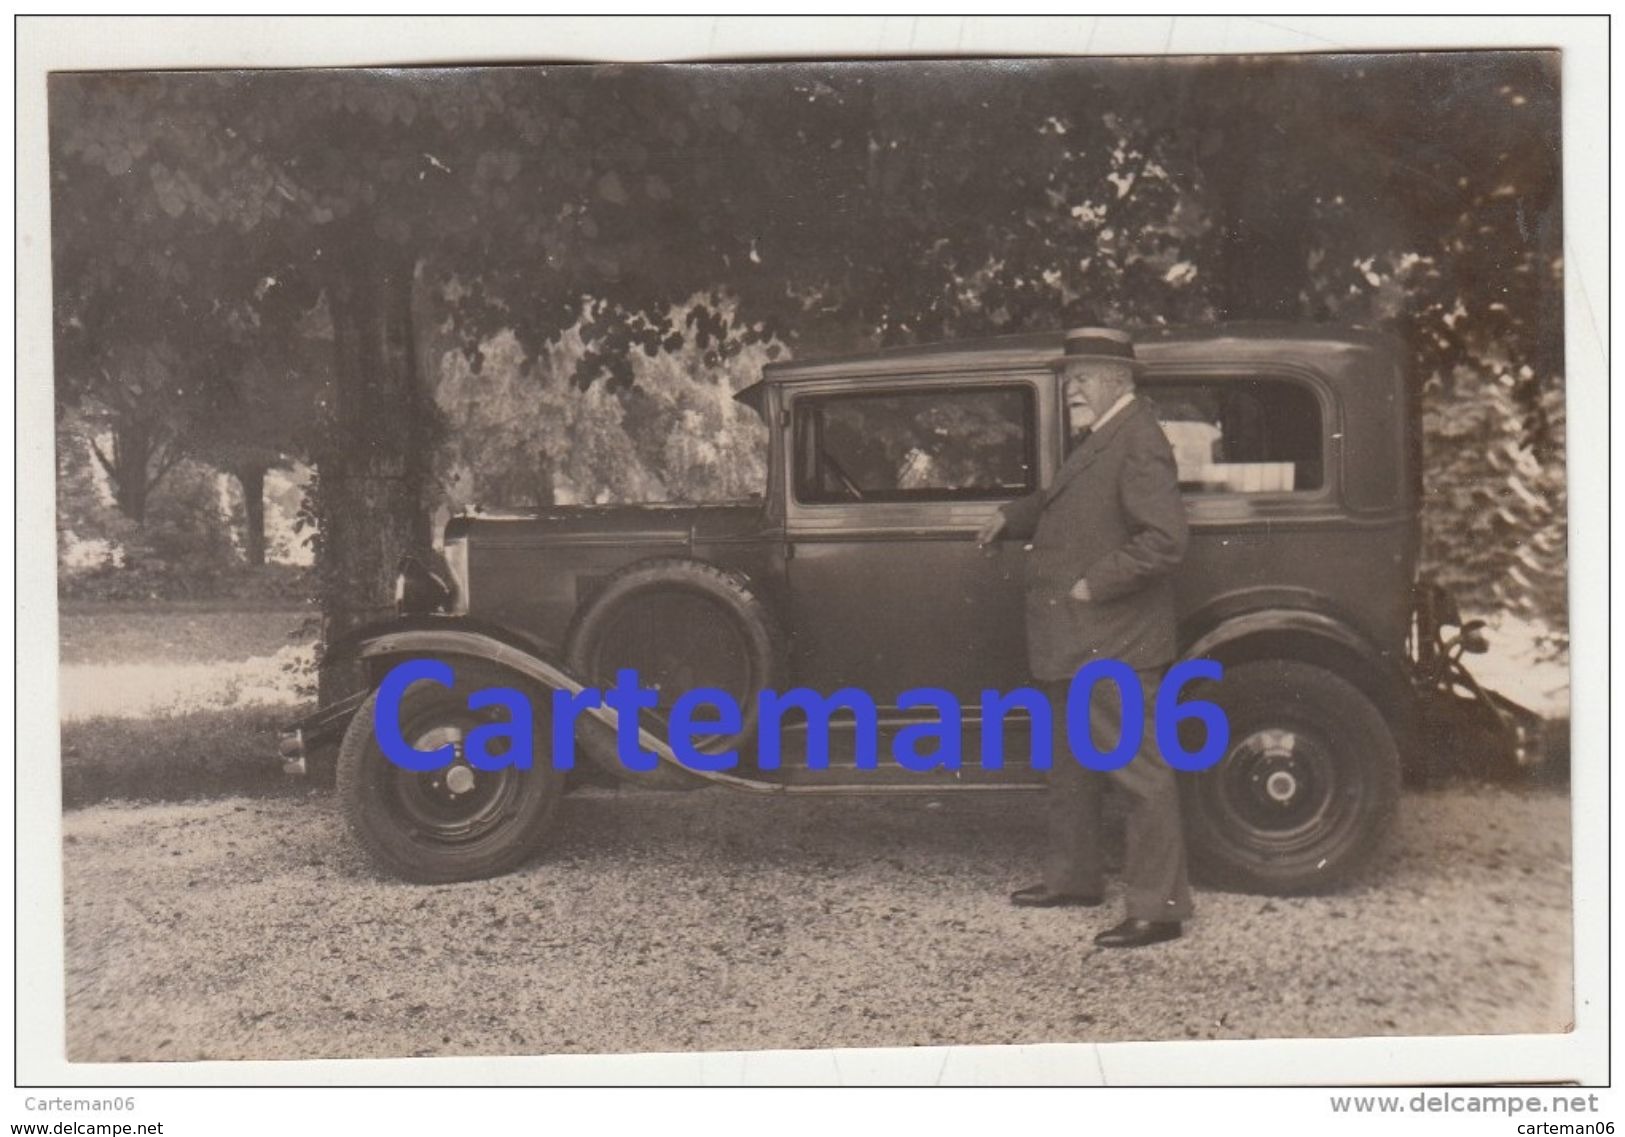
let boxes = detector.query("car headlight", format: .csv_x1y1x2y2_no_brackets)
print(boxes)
395,540,469,616
442,535,470,615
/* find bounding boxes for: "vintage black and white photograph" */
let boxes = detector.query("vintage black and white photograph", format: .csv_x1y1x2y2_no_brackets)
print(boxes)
34,20,1583,1080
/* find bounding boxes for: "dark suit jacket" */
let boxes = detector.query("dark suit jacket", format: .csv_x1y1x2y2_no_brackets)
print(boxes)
1000,396,1189,679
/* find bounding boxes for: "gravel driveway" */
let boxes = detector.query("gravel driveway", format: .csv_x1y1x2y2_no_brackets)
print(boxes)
63,784,1572,1062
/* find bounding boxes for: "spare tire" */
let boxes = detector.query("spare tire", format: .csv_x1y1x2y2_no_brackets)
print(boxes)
564,558,785,785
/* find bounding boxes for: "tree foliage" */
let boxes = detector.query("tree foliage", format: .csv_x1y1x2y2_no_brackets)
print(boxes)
50,54,1566,640
433,303,771,512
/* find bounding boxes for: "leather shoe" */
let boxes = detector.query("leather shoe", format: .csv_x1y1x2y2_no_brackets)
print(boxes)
1010,884,1105,909
1094,918,1182,948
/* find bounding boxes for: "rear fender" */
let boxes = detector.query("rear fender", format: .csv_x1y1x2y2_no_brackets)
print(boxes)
1184,608,1412,736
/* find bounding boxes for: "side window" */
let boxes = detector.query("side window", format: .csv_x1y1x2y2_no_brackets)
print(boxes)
794,386,1036,503
1143,378,1324,494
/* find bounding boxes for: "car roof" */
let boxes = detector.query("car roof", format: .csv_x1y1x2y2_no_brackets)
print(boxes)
736,322,1396,410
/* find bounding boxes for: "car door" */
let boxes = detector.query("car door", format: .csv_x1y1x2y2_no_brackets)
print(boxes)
781,374,1052,706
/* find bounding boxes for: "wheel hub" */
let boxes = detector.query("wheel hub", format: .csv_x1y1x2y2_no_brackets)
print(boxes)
410,726,483,804
1209,725,1339,840
1264,768,1299,803
1242,729,1305,808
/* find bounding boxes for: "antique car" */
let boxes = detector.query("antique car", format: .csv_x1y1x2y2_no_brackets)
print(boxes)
282,324,1534,890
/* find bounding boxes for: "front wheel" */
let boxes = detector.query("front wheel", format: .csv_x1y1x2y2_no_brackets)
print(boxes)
1182,659,1400,895
336,659,565,883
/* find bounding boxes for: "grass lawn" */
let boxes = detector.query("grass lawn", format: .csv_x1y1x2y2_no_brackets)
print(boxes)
58,602,316,666
58,601,320,807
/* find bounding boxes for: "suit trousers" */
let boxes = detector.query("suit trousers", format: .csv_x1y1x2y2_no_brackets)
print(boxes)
1041,667,1194,922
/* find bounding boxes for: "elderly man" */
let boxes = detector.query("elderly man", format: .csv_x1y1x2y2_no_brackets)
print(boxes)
976,326,1193,948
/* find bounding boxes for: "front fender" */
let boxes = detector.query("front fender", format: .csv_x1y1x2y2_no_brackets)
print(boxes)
349,624,581,692
285,618,561,763
323,614,556,670
308,620,780,794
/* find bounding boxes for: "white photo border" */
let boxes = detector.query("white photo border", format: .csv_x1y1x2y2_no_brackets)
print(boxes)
12,13,1610,1088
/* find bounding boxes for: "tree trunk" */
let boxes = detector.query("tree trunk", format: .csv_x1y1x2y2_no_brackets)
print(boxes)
234,462,268,567
316,240,433,705
95,420,160,525
109,437,150,525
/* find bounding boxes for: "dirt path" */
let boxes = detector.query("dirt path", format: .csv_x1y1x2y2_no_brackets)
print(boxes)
63,784,1572,1063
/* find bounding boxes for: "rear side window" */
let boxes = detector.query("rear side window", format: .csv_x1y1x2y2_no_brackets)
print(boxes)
794,386,1036,503
1142,379,1324,494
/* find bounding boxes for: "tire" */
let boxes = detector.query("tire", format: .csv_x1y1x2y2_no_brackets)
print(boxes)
1182,659,1401,895
336,658,566,883
565,558,785,785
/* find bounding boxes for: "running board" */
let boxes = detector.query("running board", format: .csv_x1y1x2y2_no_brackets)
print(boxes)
290,627,1047,796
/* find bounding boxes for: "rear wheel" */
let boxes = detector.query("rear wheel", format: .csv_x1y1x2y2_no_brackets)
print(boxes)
1183,659,1400,894
337,659,565,883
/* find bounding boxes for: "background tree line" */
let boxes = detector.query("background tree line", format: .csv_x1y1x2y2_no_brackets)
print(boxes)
50,54,1565,652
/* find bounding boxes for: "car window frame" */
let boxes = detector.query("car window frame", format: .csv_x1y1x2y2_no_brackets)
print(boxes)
788,379,1041,508
1123,363,1342,509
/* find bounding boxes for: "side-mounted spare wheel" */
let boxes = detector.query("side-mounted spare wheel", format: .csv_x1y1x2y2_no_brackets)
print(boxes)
565,558,785,786
1182,659,1401,895
337,658,566,883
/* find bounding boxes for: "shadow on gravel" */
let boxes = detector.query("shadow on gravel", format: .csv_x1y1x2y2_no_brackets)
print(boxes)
1405,712,1571,790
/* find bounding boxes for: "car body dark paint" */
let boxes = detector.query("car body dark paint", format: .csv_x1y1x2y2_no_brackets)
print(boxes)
302,324,1532,891
445,503,777,659
441,325,1417,738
